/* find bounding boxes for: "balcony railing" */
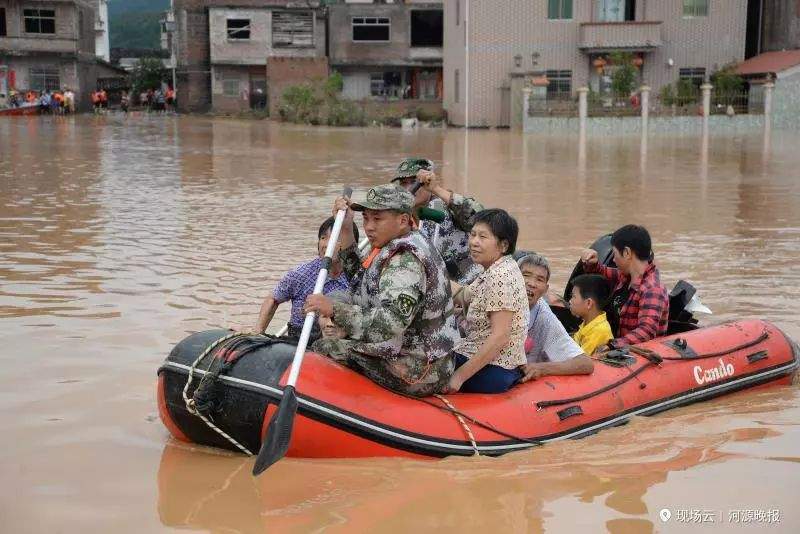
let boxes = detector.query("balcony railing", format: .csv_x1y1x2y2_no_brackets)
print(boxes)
579,21,662,52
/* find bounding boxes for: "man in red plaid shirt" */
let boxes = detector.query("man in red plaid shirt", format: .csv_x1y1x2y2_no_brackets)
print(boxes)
580,225,668,352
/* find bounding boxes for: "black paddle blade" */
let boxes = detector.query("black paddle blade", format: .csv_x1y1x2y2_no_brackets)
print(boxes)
252,385,298,476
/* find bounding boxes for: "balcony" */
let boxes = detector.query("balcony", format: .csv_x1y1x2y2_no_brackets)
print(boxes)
0,36,78,55
578,21,662,53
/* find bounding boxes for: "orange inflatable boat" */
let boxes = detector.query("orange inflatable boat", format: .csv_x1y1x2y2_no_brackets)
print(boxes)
157,319,798,459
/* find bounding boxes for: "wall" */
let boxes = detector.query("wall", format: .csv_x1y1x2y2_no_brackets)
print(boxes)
0,1,90,55
328,2,443,67
524,114,766,135
266,56,328,116
772,66,800,129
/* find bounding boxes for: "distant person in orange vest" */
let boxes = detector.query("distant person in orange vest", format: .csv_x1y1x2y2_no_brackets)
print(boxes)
91,90,101,114
166,87,175,112
99,89,108,110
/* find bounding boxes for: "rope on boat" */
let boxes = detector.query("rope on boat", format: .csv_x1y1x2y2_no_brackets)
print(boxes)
434,394,480,456
410,395,541,446
652,330,769,360
536,330,771,410
182,332,254,456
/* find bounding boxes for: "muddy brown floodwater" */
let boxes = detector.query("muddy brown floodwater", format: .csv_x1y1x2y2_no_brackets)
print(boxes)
1,115,799,533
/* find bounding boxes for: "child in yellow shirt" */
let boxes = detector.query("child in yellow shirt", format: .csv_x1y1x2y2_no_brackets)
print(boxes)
569,274,613,355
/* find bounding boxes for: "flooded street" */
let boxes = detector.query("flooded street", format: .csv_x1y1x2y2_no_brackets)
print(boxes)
1,115,799,533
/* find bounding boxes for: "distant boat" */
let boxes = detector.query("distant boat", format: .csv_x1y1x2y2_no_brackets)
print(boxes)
0,103,39,116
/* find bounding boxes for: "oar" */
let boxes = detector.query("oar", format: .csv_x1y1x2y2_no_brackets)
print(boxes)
253,186,353,475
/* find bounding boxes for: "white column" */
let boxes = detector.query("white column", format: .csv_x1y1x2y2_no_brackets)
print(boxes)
763,81,775,117
640,84,651,131
577,86,589,131
700,82,712,119
522,87,532,131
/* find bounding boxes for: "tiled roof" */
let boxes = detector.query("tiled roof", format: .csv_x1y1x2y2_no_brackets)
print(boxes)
735,50,800,76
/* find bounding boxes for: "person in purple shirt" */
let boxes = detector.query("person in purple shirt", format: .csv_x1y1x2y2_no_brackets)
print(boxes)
254,216,359,341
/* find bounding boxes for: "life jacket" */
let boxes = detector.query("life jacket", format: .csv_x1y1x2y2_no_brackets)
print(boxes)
351,231,460,363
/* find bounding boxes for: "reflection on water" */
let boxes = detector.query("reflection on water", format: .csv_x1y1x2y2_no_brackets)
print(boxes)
1,115,799,532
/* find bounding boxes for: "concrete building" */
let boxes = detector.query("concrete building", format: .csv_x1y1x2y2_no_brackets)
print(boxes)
444,0,749,127
168,0,327,114
0,0,121,109
754,0,800,54
328,0,444,113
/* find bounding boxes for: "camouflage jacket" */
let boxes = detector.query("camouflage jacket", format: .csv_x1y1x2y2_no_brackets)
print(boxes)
420,193,484,285
318,231,460,375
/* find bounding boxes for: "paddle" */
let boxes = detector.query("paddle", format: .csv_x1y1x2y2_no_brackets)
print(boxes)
253,186,353,475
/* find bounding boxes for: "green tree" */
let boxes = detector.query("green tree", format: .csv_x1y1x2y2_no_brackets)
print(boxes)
609,52,637,96
711,64,745,96
130,57,168,95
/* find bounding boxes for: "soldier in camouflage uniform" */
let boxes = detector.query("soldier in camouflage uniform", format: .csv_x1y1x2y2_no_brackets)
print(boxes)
391,158,484,285
304,184,461,397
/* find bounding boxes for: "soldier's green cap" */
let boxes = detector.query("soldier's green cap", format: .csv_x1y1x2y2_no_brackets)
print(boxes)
350,184,415,214
391,157,433,181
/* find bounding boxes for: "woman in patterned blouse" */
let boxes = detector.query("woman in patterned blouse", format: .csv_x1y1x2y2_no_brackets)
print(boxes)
444,209,530,394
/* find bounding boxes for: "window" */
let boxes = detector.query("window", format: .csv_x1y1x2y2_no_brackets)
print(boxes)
222,79,239,97
548,0,573,20
546,70,572,99
454,69,460,103
410,10,443,47
24,8,56,34
370,73,384,96
456,0,460,26
679,67,706,88
29,67,60,92
1,8,6,37
226,19,250,40
683,0,708,17
596,0,635,22
272,11,314,47
352,17,390,42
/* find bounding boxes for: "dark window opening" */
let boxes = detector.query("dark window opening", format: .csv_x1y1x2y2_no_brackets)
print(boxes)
226,19,250,40
454,69,460,103
679,67,706,89
24,9,56,34
546,70,572,99
273,11,314,47
410,10,443,47
1,8,7,37
352,17,390,42
595,0,635,22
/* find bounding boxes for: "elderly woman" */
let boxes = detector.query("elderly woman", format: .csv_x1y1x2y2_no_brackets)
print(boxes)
445,209,530,394
517,253,594,382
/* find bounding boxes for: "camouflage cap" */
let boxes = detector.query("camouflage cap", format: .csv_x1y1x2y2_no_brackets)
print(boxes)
391,157,433,181
350,184,415,214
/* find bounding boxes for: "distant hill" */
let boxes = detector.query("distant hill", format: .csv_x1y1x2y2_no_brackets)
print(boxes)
108,0,170,50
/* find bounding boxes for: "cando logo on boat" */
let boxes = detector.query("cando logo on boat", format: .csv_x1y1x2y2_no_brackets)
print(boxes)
693,359,735,385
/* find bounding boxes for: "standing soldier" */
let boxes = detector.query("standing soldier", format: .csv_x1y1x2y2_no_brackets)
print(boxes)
390,158,484,285
304,184,460,397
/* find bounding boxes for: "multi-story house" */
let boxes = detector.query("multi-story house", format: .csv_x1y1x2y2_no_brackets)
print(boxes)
328,0,444,112
755,0,800,54
444,0,749,127
0,0,118,109
168,0,327,114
